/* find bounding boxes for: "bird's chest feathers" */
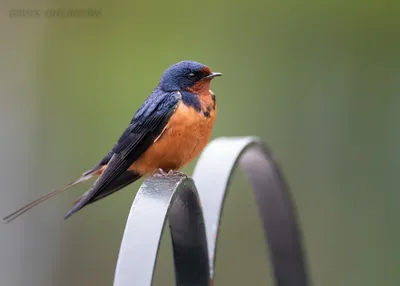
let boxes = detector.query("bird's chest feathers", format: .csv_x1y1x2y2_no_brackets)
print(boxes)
148,91,216,170
165,90,216,146
131,90,217,174
170,92,216,136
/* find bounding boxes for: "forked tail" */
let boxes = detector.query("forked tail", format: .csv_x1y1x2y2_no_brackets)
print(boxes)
3,173,93,223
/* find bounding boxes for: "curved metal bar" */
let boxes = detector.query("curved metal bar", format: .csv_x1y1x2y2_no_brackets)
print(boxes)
193,137,310,286
113,175,210,286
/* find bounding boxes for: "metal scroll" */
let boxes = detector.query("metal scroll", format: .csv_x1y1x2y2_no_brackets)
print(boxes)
113,137,310,286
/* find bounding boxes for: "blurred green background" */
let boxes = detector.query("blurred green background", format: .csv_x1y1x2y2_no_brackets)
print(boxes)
1,0,399,285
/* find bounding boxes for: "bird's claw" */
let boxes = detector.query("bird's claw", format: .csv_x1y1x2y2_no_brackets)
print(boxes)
157,168,168,176
154,169,187,178
168,170,187,177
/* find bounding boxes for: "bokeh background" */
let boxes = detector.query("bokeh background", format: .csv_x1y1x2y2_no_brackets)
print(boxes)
1,0,399,285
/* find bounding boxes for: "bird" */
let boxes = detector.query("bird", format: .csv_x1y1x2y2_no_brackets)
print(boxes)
3,60,221,223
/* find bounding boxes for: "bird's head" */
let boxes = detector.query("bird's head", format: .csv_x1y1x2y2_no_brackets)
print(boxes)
158,60,222,93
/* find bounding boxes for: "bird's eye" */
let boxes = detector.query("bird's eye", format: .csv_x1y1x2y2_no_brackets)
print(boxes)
187,72,196,80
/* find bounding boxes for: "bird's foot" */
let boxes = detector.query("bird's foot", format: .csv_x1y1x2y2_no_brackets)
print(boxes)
155,169,187,178
167,170,187,177
156,168,169,176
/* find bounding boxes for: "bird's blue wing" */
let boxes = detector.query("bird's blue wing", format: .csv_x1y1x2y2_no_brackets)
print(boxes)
64,90,180,218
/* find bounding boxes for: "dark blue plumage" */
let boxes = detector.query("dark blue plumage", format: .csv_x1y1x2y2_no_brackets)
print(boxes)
181,91,202,112
158,61,207,91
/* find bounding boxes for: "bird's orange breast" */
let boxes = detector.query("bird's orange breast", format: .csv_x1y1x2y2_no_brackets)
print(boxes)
129,91,217,175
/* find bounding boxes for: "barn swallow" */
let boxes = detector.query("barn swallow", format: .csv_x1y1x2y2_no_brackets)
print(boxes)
3,60,221,223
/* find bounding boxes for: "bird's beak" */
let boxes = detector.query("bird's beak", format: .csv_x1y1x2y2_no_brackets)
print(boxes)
203,72,222,80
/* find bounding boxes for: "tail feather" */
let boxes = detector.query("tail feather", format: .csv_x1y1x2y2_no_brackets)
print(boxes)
3,174,93,224
64,170,141,219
